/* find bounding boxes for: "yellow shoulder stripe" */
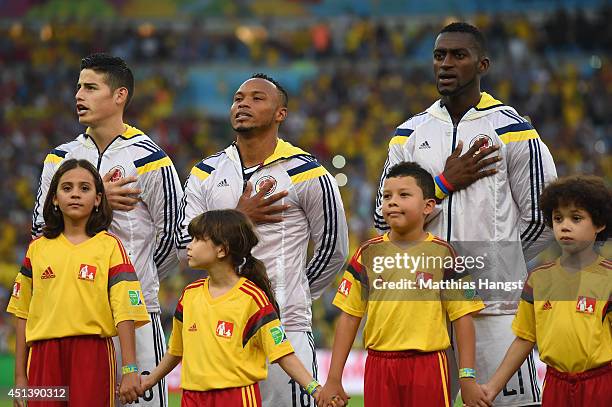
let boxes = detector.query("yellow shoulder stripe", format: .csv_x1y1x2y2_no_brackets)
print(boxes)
191,166,211,181
290,166,328,184
389,136,408,146
136,156,172,175
44,154,64,164
499,129,539,144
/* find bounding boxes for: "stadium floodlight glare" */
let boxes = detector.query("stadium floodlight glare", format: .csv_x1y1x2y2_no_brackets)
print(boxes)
335,173,348,187
332,154,346,169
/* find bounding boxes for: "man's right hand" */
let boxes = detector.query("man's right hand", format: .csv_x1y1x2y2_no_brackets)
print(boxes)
103,172,142,211
442,138,501,192
236,181,289,224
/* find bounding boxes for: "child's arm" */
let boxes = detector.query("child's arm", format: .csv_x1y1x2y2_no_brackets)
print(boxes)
13,318,27,407
453,313,491,407
116,320,141,404
276,353,323,405
319,311,361,407
140,352,182,391
482,337,535,402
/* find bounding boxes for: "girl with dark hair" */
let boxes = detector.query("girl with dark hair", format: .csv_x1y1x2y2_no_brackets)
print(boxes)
141,209,322,406
7,159,149,406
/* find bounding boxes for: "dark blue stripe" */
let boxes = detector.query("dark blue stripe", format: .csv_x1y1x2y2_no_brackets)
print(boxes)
521,139,537,242
447,126,458,242
500,110,524,124
307,174,338,285
503,109,527,123
176,178,192,249
523,140,546,249
134,150,167,168
395,128,414,137
154,167,177,267
195,161,215,174
495,121,534,136
287,160,320,177
309,174,336,282
296,155,315,164
306,175,334,281
32,172,45,237
374,155,392,230
49,148,67,158
154,168,171,266
134,141,159,153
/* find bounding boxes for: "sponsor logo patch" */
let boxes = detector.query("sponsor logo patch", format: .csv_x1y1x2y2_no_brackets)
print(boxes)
12,282,21,298
338,278,352,297
576,296,595,314
128,290,143,306
270,325,288,345
216,320,234,338
78,264,97,281
415,271,433,285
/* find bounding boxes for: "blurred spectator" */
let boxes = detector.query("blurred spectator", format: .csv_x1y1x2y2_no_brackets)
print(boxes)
0,5,610,351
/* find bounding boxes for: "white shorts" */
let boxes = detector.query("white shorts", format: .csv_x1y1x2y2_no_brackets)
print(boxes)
453,314,541,407
260,331,317,407
113,312,168,407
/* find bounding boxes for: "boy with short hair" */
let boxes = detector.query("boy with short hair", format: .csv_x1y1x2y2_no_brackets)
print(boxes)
482,175,612,406
320,162,487,407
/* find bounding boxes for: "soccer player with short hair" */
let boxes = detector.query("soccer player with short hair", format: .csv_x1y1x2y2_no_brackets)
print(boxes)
321,162,486,407
8,159,150,406
482,175,611,406
176,74,348,407
31,53,182,406
375,22,557,406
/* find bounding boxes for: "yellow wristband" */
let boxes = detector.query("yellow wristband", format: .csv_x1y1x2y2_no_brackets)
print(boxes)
434,183,448,201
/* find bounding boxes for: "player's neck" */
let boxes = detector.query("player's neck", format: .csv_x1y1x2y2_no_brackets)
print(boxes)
87,119,127,152
207,263,241,296
559,245,598,273
235,132,278,168
442,87,481,125
388,228,428,245
61,220,91,245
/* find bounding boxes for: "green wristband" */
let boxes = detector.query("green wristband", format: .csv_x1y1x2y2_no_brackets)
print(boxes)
305,380,320,396
459,367,476,379
122,364,138,375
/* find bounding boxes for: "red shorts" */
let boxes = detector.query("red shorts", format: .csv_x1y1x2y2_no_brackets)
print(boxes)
542,363,612,407
182,384,261,407
27,335,116,407
364,349,451,407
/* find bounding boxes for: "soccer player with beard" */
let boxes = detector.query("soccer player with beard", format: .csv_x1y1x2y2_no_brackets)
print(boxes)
177,74,348,407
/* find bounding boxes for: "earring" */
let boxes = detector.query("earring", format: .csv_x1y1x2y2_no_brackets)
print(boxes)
54,205,58,212
95,206,99,212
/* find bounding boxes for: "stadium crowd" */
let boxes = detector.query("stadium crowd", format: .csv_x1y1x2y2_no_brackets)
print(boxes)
0,5,610,351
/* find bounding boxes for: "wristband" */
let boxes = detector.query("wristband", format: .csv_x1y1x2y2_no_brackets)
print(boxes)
459,367,476,379
434,182,448,201
305,380,320,396
438,173,455,192
434,175,450,196
122,364,138,375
